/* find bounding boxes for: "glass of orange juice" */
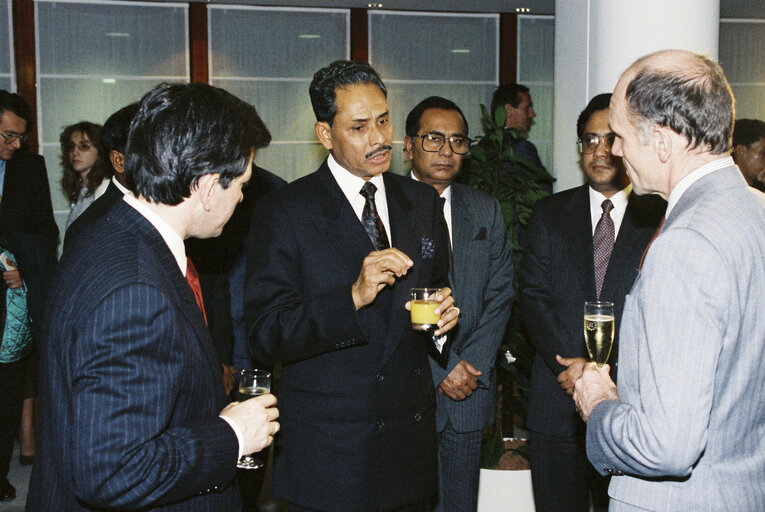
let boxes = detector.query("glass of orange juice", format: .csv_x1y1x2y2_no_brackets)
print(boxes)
410,288,441,332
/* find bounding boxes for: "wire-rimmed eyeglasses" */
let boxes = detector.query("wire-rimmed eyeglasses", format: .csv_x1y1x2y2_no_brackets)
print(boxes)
0,130,29,145
577,133,616,154
412,132,471,155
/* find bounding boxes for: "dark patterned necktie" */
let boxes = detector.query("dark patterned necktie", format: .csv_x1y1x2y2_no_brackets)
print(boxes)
359,182,389,251
185,257,208,325
593,199,615,299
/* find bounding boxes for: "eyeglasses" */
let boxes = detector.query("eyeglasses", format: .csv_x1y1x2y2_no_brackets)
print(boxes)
578,133,616,154
412,132,471,155
64,141,95,153
0,130,29,145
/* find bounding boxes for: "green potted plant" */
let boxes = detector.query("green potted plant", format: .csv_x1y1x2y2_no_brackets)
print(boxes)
457,104,555,471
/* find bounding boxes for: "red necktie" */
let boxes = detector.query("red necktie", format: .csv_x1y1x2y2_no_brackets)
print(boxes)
639,216,666,270
185,257,208,325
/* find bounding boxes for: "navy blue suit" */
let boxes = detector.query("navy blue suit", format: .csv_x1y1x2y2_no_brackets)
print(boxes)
28,200,241,511
245,162,449,511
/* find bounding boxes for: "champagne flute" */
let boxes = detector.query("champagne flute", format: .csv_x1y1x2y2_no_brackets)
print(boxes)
236,369,271,469
583,301,615,367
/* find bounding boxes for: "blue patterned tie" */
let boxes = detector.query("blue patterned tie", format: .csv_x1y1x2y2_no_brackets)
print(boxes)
593,199,614,299
359,182,389,251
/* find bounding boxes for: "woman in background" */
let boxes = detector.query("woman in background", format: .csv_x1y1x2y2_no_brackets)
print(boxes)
60,122,111,229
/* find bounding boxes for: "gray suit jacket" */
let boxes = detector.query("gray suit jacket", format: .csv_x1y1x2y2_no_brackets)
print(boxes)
430,183,514,433
587,165,765,511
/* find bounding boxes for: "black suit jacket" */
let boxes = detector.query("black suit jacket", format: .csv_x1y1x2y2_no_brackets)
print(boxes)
29,201,241,511
520,185,665,436
62,179,123,251
245,162,449,511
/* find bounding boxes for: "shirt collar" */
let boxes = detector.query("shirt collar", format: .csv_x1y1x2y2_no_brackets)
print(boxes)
666,156,734,216
112,176,131,196
588,183,631,211
122,194,187,274
327,153,386,203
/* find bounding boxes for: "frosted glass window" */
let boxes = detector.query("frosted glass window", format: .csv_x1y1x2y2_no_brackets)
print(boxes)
368,11,498,175
720,20,765,120
518,15,554,175
209,6,349,182
1,0,12,91
35,0,189,238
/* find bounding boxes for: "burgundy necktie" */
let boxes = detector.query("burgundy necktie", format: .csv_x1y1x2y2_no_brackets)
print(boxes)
185,257,208,325
593,199,615,299
639,216,666,270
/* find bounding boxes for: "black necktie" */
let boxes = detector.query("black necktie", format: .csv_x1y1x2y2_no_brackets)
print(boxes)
593,199,615,299
359,182,389,251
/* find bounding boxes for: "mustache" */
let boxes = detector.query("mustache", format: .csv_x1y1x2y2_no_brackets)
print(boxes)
366,146,392,159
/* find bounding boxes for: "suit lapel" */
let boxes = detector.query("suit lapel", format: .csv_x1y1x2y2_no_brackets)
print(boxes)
563,185,597,300
449,186,472,299
600,195,646,301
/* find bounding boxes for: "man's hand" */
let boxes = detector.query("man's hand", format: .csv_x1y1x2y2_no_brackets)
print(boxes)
220,394,280,456
573,364,618,421
352,248,413,310
556,355,588,396
404,287,459,336
3,269,22,290
221,364,236,396
438,359,481,401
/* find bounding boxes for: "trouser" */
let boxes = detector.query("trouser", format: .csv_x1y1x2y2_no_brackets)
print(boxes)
0,357,28,483
433,420,482,512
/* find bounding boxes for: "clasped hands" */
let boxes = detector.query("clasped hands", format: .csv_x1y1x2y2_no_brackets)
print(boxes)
351,247,459,336
557,355,619,422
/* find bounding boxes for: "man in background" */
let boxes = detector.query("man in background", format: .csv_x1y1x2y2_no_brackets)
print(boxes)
245,60,459,511
29,83,280,511
574,49,765,510
521,93,664,512
404,96,513,512
0,90,58,502
732,118,765,191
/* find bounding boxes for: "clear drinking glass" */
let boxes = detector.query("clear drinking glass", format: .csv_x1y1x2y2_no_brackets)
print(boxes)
410,288,441,332
236,369,271,469
583,301,615,367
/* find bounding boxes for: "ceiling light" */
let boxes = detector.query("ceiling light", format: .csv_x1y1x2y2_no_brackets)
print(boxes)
104,32,130,37
451,49,471,54
299,34,321,39
102,78,116,84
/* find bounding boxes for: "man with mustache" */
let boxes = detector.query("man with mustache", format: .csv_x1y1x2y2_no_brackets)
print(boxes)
405,96,514,512
245,61,459,511
520,93,664,512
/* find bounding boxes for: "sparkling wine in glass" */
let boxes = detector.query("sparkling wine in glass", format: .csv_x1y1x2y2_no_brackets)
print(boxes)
236,369,271,469
583,301,615,367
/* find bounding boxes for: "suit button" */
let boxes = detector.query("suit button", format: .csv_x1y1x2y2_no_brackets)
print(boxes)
414,412,422,422
376,373,384,382
414,367,421,375
376,419,384,429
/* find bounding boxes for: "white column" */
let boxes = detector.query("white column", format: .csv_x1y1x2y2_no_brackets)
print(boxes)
552,0,720,192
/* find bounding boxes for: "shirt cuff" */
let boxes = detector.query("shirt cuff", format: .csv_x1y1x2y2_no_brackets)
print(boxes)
434,334,447,353
219,414,244,460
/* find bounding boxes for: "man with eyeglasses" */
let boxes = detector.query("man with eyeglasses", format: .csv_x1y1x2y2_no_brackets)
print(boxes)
404,96,513,512
0,90,58,502
519,93,664,512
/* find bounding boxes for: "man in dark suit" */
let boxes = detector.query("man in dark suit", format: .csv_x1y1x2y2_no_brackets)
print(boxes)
732,118,765,191
0,90,58,502
245,61,459,512
520,93,665,512
404,96,514,512
63,102,139,250
28,83,280,511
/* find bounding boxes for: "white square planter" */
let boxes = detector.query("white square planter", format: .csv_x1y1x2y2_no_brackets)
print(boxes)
477,468,535,511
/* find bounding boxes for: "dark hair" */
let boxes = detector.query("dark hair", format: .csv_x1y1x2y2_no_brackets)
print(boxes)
125,82,271,206
309,60,387,126
625,53,734,154
59,122,111,203
490,84,530,119
577,93,612,140
733,119,765,148
102,103,140,157
405,96,469,139
0,90,31,125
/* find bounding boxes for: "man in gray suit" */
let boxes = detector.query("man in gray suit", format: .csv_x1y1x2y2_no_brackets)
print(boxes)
404,96,514,512
574,49,765,511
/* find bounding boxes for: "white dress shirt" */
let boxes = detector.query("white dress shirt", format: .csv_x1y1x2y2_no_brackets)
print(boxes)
666,156,734,217
589,184,631,237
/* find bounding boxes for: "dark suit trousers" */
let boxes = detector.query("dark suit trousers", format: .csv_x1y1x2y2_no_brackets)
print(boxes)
529,430,609,512
0,357,27,483
433,420,482,512
290,500,430,512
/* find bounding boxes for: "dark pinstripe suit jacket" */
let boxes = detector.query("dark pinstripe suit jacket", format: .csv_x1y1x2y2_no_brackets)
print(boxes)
429,183,514,433
520,184,665,437
28,200,241,511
